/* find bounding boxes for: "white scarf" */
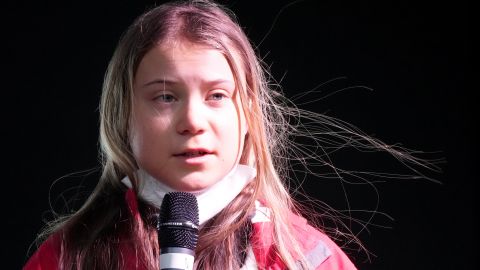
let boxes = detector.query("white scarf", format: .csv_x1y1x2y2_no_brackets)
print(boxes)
121,164,257,225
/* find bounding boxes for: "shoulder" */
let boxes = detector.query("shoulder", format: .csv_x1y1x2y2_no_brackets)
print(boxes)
23,232,62,270
289,213,358,270
250,200,357,269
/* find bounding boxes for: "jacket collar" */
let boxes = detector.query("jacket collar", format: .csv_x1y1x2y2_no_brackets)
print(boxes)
124,189,330,269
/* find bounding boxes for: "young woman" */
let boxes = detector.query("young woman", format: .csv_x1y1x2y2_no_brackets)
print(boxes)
24,1,432,269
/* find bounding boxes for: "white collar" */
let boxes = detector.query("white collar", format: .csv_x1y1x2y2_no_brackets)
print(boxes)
121,164,256,225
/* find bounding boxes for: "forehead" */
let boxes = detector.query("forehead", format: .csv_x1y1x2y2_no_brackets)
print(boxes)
135,42,235,85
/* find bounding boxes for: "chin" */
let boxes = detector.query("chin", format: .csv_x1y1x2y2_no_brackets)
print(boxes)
176,184,209,193
172,179,213,193
170,172,222,192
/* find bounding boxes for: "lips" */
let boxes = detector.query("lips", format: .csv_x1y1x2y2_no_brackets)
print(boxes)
173,149,213,157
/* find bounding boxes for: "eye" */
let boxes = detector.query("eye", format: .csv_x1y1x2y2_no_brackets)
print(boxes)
208,92,228,101
155,93,176,103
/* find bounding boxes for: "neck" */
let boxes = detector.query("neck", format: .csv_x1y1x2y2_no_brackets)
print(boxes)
121,164,256,225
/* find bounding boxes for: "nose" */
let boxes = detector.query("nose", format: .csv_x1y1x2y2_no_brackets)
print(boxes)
175,99,207,135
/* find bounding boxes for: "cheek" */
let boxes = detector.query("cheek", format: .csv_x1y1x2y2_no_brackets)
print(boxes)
220,105,242,136
130,116,167,157
128,117,141,154
219,105,246,160
129,123,145,161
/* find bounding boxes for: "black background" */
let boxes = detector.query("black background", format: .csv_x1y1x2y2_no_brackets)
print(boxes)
4,0,474,269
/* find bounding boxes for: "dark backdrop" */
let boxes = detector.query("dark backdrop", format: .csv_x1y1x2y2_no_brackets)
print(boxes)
5,0,473,269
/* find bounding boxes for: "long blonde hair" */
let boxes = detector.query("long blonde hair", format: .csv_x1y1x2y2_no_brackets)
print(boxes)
36,0,439,269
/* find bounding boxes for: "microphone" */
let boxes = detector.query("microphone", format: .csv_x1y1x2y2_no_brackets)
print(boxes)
158,192,199,270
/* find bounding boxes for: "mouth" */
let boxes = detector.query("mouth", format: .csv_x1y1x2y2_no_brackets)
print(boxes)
173,149,213,157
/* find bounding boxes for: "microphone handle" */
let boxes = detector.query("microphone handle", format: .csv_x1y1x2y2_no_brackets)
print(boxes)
160,247,195,270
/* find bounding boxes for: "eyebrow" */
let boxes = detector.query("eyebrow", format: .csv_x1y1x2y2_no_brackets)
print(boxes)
143,79,176,87
142,78,235,88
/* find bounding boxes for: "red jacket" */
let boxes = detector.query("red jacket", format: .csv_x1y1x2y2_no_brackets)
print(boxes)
24,189,357,269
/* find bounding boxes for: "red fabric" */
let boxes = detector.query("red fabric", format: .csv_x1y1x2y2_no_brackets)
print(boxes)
250,212,357,270
289,214,357,270
23,233,61,270
251,222,285,269
24,189,356,270
23,190,142,270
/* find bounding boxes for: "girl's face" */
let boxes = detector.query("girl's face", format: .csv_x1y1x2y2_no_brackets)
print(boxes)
130,42,246,192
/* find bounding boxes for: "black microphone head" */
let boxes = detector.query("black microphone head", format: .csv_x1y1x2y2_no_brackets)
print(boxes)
158,192,199,251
